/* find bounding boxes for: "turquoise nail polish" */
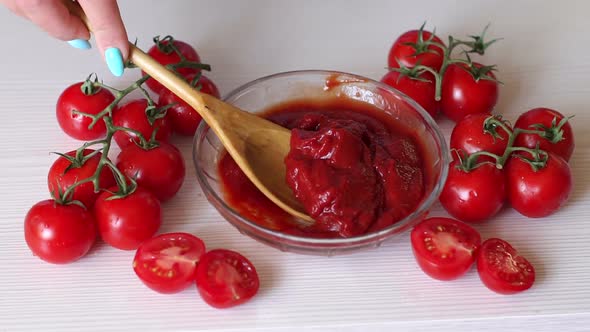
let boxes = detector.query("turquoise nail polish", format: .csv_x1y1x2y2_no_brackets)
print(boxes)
105,47,124,77
67,39,91,49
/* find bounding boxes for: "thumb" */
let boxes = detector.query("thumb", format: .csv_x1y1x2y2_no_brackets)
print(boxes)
78,0,129,77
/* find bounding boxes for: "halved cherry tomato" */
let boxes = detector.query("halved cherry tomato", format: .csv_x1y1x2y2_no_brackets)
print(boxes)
24,200,96,264
439,161,506,223
133,232,206,294
47,149,115,209
514,107,574,162
477,238,535,295
116,142,185,202
196,249,259,308
388,28,445,71
94,186,162,250
506,152,572,218
56,81,115,140
112,99,172,149
158,74,221,136
410,217,481,280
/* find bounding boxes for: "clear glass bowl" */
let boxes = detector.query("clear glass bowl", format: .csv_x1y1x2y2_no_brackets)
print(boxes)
192,70,449,256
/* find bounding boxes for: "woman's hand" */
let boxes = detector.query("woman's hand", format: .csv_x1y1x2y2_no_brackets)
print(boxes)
1,0,129,76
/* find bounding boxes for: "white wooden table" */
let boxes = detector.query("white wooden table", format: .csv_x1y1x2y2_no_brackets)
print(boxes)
1,1,589,331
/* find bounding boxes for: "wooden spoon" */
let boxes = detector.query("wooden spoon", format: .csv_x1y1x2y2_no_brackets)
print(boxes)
64,1,313,223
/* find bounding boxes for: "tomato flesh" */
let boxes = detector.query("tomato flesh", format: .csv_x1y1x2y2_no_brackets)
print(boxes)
477,238,535,294
196,249,259,308
410,217,481,280
133,232,206,294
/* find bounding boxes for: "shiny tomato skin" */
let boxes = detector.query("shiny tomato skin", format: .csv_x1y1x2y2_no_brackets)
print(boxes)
112,99,172,149
56,82,115,140
506,153,572,218
380,70,438,118
143,40,201,95
388,29,445,70
115,142,185,202
158,74,221,136
440,63,499,123
196,249,260,309
477,238,535,295
439,161,506,223
94,186,162,250
450,113,511,162
47,149,115,209
514,108,574,162
133,232,206,294
410,217,481,281
24,200,96,264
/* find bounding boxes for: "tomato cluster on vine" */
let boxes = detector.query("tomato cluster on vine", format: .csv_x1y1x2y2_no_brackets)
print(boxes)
24,35,258,309
383,23,575,295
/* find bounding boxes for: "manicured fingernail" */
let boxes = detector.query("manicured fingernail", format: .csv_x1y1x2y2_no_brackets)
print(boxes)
67,39,91,49
105,47,124,77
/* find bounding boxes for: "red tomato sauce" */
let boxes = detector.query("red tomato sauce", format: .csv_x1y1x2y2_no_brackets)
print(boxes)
217,97,427,238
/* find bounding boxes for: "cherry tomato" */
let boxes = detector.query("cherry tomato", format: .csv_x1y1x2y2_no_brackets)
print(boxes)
47,149,115,209
115,142,185,202
112,99,172,149
514,107,574,162
24,200,96,264
94,186,162,250
410,217,481,281
158,74,221,136
506,152,572,218
439,161,506,223
56,81,115,140
133,232,206,294
196,249,260,308
477,238,535,294
143,38,201,95
440,63,499,122
380,70,438,118
388,29,445,71
450,113,511,162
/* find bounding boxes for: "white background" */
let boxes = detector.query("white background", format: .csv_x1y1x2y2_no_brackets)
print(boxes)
1,1,589,331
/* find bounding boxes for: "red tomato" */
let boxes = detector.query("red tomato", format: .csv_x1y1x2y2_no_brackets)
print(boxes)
440,63,499,122
450,113,511,162
514,107,574,162
133,232,206,294
388,29,445,71
47,149,115,209
24,200,96,264
196,249,260,308
380,70,438,118
439,161,506,223
143,38,201,95
115,142,185,202
112,99,172,149
506,152,572,218
158,74,221,136
56,81,115,140
410,217,481,281
477,238,535,294
94,186,162,250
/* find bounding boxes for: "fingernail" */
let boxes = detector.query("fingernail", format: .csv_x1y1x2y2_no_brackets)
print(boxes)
105,47,124,77
67,39,91,49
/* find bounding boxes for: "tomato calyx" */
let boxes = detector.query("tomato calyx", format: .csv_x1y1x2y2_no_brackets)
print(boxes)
153,35,182,56
386,60,433,83
401,22,445,57
80,73,102,96
455,24,502,56
518,115,573,144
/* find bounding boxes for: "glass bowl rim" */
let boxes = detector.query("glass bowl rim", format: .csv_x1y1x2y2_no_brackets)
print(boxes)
192,69,450,245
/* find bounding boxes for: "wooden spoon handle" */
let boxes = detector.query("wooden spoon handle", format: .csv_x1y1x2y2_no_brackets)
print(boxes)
63,0,210,120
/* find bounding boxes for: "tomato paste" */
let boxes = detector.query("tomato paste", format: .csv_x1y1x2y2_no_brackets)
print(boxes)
218,97,426,238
